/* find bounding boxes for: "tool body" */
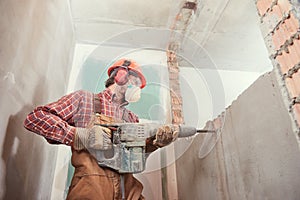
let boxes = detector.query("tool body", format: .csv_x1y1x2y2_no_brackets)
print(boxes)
91,123,211,173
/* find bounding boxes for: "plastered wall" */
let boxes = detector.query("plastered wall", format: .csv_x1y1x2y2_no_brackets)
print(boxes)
176,71,300,199
0,1,74,199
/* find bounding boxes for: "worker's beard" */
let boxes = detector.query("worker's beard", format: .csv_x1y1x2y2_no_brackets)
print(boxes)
125,85,141,103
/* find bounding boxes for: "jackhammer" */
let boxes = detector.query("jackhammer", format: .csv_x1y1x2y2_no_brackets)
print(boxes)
89,123,214,174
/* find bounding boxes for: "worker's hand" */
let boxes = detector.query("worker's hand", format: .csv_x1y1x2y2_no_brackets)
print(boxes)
73,126,112,151
153,125,179,147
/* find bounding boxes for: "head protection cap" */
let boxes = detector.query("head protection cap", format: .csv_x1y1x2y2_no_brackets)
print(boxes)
107,59,146,88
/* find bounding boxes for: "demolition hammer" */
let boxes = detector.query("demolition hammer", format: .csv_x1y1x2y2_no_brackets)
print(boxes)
90,123,214,174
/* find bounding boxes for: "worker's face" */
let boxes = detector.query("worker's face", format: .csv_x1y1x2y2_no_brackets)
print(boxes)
124,75,142,102
127,75,142,88
114,75,142,102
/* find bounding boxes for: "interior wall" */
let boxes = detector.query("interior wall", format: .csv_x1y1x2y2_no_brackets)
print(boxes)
0,1,74,199
176,70,300,199
180,67,266,128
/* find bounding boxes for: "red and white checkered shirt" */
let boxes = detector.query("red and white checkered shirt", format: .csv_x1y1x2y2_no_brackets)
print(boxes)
24,89,139,146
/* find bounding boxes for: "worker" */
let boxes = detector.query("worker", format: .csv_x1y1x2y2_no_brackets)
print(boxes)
23,58,178,200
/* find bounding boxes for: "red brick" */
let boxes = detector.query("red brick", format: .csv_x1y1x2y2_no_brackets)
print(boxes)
290,13,300,29
280,21,293,44
257,0,273,16
277,49,296,74
277,0,292,14
272,28,286,50
292,39,300,57
287,44,300,71
293,104,300,127
256,0,267,16
283,50,294,70
285,78,296,97
293,39,300,70
271,4,284,18
278,45,299,72
172,104,183,110
172,110,184,124
280,19,294,42
284,14,299,37
256,1,265,16
276,53,290,74
277,43,300,75
285,71,300,98
292,71,300,93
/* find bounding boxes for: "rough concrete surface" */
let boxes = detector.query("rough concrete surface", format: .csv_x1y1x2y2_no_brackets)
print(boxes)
0,0,74,199
176,70,300,200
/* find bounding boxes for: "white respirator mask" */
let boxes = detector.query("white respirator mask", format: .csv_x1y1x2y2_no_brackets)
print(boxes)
125,84,141,103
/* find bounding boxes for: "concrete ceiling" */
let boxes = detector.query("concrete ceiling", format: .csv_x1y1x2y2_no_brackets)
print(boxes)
70,0,273,72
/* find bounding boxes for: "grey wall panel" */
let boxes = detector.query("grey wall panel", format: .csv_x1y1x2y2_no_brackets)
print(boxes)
176,71,300,200
0,1,74,199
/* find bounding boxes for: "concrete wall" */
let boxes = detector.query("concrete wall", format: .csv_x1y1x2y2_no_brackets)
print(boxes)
0,1,74,199
176,71,300,199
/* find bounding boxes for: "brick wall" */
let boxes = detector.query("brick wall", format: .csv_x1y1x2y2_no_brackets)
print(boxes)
256,0,300,136
167,50,185,125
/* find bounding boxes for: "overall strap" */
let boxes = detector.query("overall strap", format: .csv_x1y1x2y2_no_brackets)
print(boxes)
93,94,115,124
94,94,101,115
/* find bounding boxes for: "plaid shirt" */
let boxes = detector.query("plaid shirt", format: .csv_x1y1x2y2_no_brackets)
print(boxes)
24,89,139,146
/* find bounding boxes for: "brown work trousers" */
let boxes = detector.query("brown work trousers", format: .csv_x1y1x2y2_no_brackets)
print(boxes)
66,149,144,200
67,114,144,200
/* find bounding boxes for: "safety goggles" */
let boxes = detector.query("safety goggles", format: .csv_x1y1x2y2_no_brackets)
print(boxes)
127,75,142,88
114,67,142,87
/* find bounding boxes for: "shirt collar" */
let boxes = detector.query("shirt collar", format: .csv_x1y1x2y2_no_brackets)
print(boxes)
103,88,113,103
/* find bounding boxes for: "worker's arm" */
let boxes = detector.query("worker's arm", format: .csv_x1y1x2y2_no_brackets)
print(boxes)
23,90,93,146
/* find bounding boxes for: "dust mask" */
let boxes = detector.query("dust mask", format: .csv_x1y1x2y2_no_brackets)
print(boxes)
125,85,141,102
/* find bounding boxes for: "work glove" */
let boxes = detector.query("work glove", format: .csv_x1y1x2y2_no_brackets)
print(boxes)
73,125,112,151
153,125,179,147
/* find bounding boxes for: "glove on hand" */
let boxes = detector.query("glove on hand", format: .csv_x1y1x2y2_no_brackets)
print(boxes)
153,125,179,147
73,125,112,150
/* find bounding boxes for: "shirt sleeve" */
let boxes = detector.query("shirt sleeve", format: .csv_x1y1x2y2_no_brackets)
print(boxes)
23,90,89,145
